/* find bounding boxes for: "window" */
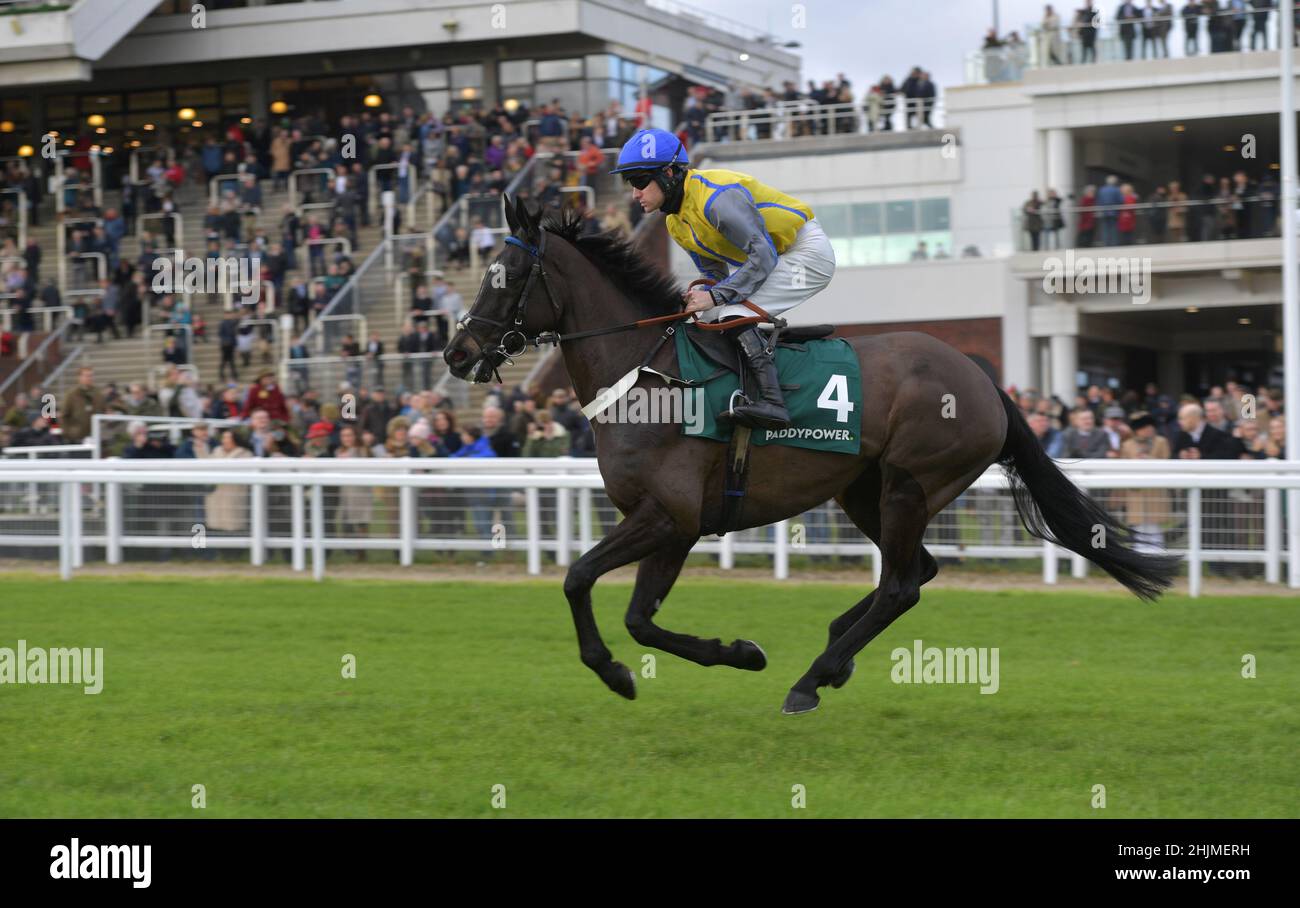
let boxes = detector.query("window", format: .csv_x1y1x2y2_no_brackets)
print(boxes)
919,198,950,231
499,60,533,86
811,197,950,267
536,58,583,81
450,64,483,90
885,200,916,234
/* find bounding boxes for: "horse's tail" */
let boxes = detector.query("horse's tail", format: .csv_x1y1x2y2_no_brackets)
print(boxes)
995,388,1180,601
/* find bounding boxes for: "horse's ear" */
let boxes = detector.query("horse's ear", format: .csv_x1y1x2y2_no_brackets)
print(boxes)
516,196,538,241
503,194,520,235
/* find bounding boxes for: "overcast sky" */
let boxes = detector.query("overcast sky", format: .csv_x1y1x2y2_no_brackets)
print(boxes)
696,0,1058,92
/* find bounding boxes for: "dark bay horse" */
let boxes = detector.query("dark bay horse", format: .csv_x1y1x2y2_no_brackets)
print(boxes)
444,199,1180,714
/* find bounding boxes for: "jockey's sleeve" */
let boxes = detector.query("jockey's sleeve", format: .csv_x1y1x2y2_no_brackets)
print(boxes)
686,249,728,284
705,188,779,305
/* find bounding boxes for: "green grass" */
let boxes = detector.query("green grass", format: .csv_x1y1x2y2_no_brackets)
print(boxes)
0,576,1296,818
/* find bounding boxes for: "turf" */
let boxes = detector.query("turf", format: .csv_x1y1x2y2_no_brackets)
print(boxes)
0,575,1295,818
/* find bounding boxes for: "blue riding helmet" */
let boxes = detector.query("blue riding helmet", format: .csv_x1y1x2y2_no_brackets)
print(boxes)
609,127,689,174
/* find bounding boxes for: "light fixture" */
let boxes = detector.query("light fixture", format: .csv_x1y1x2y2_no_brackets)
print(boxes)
178,107,197,121
95,127,106,134
1270,163,1281,170
102,147,113,155
1223,144,1235,152
89,145,100,153
87,113,105,127
1172,124,1186,132
64,139,75,146
270,100,288,115
363,93,383,108
0,121,13,133
240,116,252,125
17,144,33,157
1184,306,1199,313
503,98,520,113
738,52,750,61
143,123,155,131
1238,317,1252,325
459,87,478,100
192,120,203,128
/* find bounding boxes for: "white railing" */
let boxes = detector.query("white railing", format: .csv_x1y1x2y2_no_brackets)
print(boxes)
0,457,1296,591
703,98,946,144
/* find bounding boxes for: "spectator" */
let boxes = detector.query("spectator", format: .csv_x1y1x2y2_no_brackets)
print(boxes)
1059,408,1111,457
1118,412,1171,552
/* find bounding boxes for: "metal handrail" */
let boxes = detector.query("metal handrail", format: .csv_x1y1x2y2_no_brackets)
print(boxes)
0,318,72,397
289,167,334,212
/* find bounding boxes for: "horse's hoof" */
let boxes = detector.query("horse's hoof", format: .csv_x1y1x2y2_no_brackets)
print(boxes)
730,639,767,671
830,659,855,689
600,662,637,700
781,689,820,715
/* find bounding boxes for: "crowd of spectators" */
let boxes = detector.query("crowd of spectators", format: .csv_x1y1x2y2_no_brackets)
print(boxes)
1021,169,1280,250
685,71,940,145
986,1,1297,80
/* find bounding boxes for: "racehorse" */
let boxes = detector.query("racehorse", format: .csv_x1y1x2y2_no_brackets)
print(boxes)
444,197,1181,714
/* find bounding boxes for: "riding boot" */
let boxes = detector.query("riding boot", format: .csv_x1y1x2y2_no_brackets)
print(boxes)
723,326,791,430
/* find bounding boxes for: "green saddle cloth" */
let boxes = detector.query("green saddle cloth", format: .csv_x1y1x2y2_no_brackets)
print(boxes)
673,326,862,455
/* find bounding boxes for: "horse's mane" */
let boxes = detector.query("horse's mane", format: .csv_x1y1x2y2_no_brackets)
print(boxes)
539,208,683,317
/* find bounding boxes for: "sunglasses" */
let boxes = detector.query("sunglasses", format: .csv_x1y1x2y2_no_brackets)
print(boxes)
622,171,656,190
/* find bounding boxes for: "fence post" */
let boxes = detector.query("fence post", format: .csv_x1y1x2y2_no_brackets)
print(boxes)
59,481,72,580
871,542,882,585
311,484,325,581
1071,552,1087,578
250,484,266,566
71,481,84,568
556,486,571,567
526,486,541,575
1188,488,1202,599
399,484,415,566
578,487,593,554
719,532,734,570
291,484,305,572
1265,488,1281,584
106,481,122,564
1042,539,1058,585
774,518,789,580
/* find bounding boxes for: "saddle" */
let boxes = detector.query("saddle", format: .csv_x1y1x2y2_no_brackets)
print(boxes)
681,322,836,380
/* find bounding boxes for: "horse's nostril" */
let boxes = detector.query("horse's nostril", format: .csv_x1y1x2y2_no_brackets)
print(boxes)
450,350,467,364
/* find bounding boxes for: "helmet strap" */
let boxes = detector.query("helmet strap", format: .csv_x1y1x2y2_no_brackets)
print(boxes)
657,166,685,215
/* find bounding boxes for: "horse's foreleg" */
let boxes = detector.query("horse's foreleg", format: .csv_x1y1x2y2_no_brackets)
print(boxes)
563,497,679,699
623,539,767,671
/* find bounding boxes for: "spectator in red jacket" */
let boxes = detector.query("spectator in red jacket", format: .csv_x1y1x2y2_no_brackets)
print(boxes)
240,371,289,422
1117,182,1138,245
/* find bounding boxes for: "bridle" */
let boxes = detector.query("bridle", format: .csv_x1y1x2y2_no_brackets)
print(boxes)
453,230,561,382
454,227,777,383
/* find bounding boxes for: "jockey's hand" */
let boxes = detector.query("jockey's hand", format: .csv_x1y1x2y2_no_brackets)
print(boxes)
683,288,716,314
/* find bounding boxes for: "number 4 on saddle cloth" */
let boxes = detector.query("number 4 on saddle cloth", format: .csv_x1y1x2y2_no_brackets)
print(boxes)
674,323,863,456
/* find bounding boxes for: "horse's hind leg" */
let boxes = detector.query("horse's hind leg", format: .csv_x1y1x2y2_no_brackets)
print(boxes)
624,538,767,671
784,466,930,715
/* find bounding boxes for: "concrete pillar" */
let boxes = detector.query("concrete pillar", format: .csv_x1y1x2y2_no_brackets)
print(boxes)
1049,332,1079,403
249,78,268,121
1157,349,1182,397
1001,282,1033,390
1046,128,1075,246
1037,337,1052,393
1046,128,1074,196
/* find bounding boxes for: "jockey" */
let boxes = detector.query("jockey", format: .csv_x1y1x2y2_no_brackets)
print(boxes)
610,127,836,430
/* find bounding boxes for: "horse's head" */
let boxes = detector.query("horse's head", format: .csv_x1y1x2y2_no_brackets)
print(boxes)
444,195,561,383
